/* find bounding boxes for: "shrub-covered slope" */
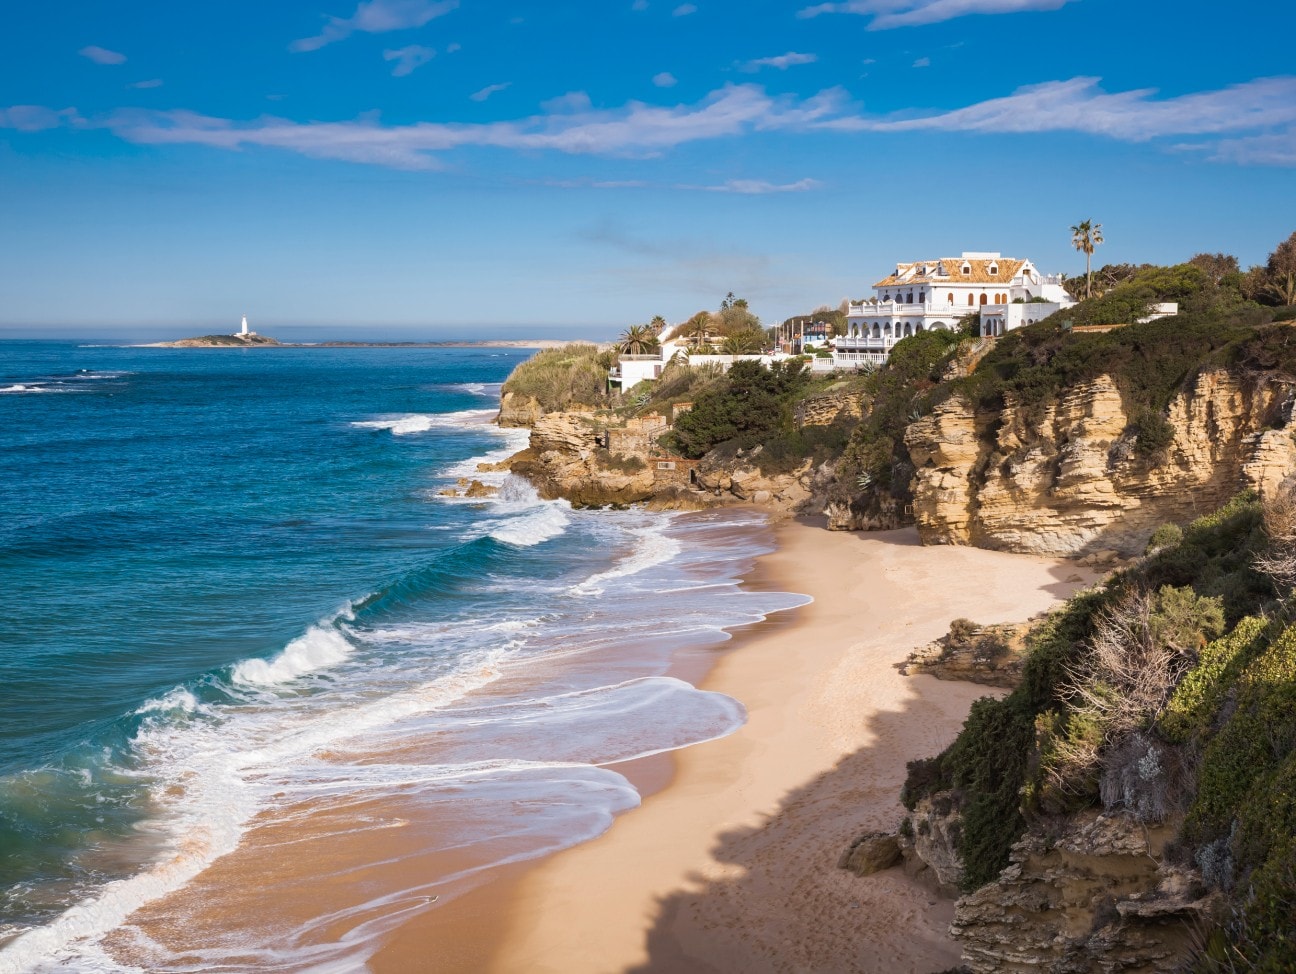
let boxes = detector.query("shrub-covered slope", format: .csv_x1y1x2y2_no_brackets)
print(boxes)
902,490,1296,969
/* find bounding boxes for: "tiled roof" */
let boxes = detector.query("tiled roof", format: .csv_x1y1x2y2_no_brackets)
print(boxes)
874,257,1028,288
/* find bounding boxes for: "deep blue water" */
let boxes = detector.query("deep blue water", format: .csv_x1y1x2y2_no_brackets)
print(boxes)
0,341,802,971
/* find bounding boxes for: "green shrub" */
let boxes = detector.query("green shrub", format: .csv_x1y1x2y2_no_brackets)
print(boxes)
666,360,810,458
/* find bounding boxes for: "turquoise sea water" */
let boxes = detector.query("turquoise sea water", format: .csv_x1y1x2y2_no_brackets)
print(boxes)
0,341,803,971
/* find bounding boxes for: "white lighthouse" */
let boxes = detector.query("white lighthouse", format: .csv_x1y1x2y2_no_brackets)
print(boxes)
239,314,249,336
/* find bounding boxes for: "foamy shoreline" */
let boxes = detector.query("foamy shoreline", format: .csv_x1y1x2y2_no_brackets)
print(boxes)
372,518,1094,972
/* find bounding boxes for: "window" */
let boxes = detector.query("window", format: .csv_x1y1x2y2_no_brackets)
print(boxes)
988,263,998,276
961,263,971,275
947,292,954,305
967,293,974,306
980,293,988,305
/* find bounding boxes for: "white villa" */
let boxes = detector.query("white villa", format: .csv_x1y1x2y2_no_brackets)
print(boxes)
834,252,1075,366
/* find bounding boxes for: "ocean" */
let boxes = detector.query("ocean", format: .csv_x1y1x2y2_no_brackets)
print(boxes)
0,341,804,971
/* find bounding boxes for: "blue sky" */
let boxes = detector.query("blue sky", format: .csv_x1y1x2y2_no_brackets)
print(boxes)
2,0,1294,338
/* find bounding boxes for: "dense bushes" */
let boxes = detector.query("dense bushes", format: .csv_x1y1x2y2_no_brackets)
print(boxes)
666,360,811,459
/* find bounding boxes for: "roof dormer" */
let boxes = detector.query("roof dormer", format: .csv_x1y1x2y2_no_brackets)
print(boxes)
988,261,999,276
960,261,971,276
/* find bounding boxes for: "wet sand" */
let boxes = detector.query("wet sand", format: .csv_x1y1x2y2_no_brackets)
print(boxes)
373,520,1093,973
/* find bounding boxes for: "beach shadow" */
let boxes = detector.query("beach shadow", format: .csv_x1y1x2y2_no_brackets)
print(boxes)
624,677,981,974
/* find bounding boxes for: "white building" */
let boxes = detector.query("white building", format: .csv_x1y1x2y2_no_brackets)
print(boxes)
834,252,1075,366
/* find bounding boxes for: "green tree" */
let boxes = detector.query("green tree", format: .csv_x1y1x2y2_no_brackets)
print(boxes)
721,328,764,355
618,323,660,355
649,314,667,334
1265,231,1296,306
1071,220,1105,298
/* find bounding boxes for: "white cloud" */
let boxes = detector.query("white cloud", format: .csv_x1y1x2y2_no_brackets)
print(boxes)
739,52,818,72
470,82,511,102
446,41,461,52
128,79,164,89
384,44,435,76
79,45,126,65
673,3,697,14
912,56,930,67
632,0,649,8
797,0,1077,29
653,72,678,88
292,0,458,52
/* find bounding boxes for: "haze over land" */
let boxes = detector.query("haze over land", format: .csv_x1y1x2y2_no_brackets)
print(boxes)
2,0,1294,336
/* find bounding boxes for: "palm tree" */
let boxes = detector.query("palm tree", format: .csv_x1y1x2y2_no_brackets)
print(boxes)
649,315,667,334
1071,220,1104,299
685,311,713,353
721,330,761,355
618,323,659,355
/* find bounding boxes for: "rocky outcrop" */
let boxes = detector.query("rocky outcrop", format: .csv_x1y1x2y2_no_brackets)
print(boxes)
906,370,1296,556
952,812,1220,974
900,619,1033,688
838,831,902,877
505,410,837,514
506,412,679,507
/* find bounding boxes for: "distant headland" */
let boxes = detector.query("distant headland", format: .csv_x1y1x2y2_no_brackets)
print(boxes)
142,336,579,349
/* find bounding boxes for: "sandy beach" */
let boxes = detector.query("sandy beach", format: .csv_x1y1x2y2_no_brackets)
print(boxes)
373,518,1093,973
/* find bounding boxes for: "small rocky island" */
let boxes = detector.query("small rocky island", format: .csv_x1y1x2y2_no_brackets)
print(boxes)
149,333,282,347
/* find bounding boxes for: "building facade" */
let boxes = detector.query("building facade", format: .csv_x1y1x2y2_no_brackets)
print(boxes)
834,252,1075,365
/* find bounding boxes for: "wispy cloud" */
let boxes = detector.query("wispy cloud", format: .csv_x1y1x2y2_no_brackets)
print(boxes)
653,72,678,88
694,178,822,194
79,45,126,65
0,106,81,132
739,52,817,72
673,3,697,15
912,56,930,67
632,0,649,8
797,0,1077,29
384,44,435,76
291,0,458,52
67,84,846,170
9,76,1294,171
837,76,1296,140
470,82,511,102
128,79,164,89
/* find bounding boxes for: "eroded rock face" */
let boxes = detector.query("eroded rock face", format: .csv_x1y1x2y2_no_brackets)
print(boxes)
898,793,965,894
496,391,545,428
506,412,667,507
952,812,1219,974
906,371,1296,556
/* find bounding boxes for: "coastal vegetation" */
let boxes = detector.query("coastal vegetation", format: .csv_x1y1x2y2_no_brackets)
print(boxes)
901,488,1296,967
499,342,618,412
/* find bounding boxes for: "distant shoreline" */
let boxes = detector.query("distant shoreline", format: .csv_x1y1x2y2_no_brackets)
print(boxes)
138,338,587,349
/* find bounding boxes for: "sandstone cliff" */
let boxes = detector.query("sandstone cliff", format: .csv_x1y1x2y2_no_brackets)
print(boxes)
951,813,1218,974
903,370,1296,556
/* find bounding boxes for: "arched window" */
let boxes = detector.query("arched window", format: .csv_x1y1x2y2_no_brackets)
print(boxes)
872,323,881,338
967,294,974,307
884,322,892,336
916,323,926,332
947,292,954,305
980,293,988,305
904,322,913,337
907,292,914,304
